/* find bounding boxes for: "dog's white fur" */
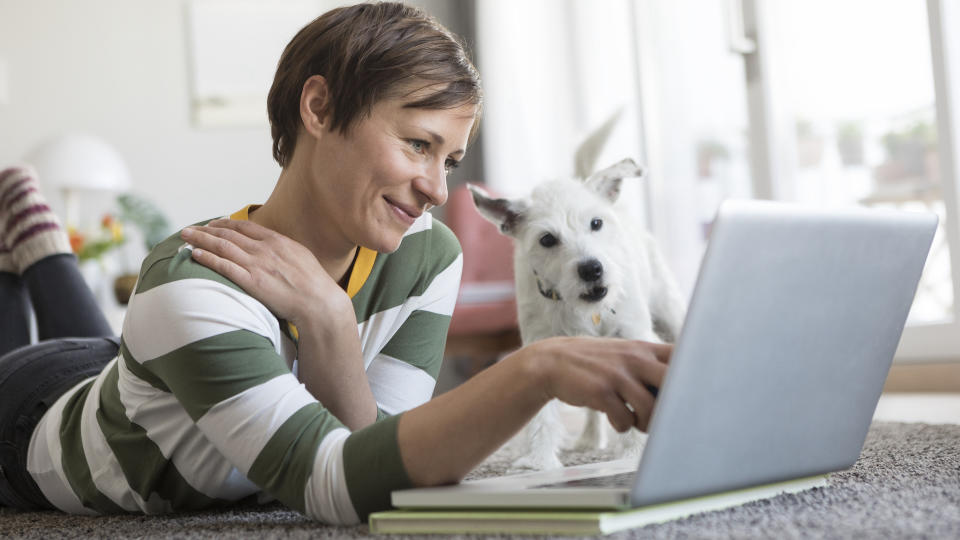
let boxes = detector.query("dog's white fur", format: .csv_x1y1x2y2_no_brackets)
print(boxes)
470,158,686,470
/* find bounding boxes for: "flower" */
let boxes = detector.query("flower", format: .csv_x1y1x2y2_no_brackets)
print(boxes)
70,213,126,261
110,221,124,242
68,227,85,254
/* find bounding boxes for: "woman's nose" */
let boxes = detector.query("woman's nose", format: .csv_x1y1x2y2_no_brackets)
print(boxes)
415,161,448,208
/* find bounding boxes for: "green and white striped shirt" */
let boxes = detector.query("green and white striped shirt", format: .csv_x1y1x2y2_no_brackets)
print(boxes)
26,209,462,524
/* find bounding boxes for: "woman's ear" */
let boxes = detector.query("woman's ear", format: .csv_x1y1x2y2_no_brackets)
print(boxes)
300,75,332,138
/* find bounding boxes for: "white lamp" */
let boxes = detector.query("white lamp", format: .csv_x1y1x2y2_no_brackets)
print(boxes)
24,133,131,227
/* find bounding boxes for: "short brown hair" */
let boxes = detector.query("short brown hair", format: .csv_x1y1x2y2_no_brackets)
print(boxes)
267,2,483,167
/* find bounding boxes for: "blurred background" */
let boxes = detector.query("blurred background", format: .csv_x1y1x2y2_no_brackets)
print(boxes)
1,0,959,407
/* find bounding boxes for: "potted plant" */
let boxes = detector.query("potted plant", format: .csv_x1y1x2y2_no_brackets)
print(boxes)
836,121,864,167
877,120,938,185
112,194,172,304
796,120,824,169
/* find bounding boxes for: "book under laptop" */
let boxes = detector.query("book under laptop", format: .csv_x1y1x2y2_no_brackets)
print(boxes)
370,200,938,536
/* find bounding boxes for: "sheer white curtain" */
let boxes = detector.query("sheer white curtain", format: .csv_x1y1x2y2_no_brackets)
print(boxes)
475,0,644,195
474,0,713,295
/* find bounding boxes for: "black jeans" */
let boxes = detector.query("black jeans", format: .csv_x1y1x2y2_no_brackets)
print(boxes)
0,254,115,510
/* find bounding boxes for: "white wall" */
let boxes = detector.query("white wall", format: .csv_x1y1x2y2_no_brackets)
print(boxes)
0,0,469,231
0,0,278,230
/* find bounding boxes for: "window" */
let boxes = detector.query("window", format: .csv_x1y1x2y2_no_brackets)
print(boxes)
474,0,960,361
631,0,960,361
768,0,949,324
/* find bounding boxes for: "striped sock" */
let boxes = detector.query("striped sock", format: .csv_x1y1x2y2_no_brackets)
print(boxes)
1,165,72,273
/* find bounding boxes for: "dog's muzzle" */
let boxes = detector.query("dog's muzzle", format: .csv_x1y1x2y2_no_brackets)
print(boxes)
577,259,607,302
580,286,608,302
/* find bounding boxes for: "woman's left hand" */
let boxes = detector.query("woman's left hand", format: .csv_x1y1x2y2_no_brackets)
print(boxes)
180,219,350,325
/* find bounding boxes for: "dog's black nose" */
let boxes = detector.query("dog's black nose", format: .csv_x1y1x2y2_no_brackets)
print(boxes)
577,259,603,282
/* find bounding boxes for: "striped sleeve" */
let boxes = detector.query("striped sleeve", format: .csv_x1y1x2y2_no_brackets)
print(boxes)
123,246,379,524
28,214,462,522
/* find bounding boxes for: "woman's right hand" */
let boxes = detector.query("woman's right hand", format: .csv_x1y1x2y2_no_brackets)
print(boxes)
515,336,671,433
181,218,352,326
398,336,671,486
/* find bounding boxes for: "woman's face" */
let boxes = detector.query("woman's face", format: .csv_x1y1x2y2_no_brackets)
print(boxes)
309,94,476,254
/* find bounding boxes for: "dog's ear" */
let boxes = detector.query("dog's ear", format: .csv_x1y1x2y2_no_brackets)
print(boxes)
468,184,527,237
583,158,646,203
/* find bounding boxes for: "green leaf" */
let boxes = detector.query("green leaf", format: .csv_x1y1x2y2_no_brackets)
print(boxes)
116,193,172,250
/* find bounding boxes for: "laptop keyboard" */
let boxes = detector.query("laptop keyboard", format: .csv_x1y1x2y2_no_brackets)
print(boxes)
533,471,636,489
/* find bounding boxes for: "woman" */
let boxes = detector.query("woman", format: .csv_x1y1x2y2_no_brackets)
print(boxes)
0,2,669,525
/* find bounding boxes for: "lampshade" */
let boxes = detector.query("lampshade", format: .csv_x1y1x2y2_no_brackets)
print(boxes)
24,133,131,191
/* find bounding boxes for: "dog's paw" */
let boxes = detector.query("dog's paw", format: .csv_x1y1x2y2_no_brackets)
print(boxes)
571,435,596,453
509,452,564,473
611,429,648,459
571,431,606,452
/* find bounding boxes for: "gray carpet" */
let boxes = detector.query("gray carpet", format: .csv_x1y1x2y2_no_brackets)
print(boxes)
2,422,959,539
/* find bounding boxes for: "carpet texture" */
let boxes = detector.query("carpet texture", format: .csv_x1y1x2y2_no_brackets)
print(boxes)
2,421,959,539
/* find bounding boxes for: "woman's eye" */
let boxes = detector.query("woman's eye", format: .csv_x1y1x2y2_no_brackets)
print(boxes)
409,140,428,153
444,159,461,174
539,233,558,248
590,218,603,231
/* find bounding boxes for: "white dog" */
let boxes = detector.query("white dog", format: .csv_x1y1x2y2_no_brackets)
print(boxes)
469,158,686,470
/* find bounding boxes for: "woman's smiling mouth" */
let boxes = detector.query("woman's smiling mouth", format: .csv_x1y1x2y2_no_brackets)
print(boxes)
384,196,420,226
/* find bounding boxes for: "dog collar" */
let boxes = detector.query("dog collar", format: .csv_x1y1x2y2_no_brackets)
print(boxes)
534,272,562,301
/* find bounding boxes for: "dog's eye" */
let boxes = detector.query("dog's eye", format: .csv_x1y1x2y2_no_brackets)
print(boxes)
590,218,603,231
539,233,558,248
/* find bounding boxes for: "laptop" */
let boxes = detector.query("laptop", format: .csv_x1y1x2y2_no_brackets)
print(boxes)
389,199,938,516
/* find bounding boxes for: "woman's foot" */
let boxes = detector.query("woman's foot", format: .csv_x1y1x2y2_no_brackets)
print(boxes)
0,166,72,273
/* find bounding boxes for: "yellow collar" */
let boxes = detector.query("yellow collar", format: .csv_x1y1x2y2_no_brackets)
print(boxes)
230,204,377,344
229,204,376,298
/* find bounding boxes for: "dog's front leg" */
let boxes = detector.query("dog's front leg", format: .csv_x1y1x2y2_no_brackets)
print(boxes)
509,400,565,471
572,409,607,451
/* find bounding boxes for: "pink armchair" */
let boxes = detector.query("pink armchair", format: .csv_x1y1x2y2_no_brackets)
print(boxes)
443,183,520,375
